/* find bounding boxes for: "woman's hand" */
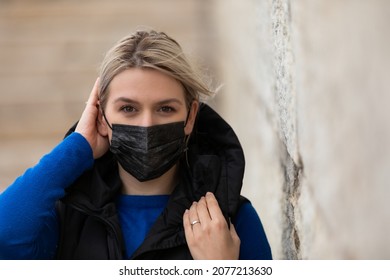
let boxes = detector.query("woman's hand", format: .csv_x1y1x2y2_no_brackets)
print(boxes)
75,78,109,159
183,192,240,260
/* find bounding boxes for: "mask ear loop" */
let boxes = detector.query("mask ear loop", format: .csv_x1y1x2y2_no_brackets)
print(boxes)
184,101,196,169
99,99,113,130
183,101,193,146
184,106,191,128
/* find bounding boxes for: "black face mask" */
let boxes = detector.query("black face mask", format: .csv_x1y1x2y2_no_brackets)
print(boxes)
108,121,187,182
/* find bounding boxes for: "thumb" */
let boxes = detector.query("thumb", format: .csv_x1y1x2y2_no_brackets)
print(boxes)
229,221,240,240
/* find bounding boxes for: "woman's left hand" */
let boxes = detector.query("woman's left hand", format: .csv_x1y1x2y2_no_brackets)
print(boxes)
183,192,240,260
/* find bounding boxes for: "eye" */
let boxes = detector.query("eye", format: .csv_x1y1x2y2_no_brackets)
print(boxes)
158,106,176,113
120,105,136,113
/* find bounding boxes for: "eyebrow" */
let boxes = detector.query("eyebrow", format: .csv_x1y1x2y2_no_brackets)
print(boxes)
156,98,184,106
113,97,184,106
113,97,139,104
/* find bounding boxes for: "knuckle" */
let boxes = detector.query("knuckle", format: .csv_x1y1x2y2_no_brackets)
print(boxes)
213,219,227,231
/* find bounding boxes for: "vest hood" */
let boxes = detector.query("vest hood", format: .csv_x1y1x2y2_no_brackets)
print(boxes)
186,103,245,218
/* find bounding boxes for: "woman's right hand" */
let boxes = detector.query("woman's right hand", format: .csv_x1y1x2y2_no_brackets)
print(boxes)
75,78,109,159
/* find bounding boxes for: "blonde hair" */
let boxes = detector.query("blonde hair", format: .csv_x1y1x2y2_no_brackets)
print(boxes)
99,30,213,109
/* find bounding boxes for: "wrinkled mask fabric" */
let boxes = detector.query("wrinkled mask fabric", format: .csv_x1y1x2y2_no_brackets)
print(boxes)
109,121,187,182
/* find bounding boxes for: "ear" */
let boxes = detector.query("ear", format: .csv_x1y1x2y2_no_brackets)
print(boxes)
97,108,109,137
184,100,199,136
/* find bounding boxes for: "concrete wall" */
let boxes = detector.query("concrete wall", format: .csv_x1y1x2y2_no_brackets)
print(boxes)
212,0,390,259
1,0,390,259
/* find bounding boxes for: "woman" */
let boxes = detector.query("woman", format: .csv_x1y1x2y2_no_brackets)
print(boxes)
0,30,272,259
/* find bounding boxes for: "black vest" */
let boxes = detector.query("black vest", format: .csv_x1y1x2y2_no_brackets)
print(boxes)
56,104,246,259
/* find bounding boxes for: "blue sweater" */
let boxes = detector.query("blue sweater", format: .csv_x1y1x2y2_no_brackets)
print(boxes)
0,132,272,260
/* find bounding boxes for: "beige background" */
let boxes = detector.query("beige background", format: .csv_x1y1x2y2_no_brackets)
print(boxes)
1,0,389,259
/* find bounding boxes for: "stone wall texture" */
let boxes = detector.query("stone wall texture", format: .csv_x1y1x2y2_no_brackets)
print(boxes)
1,0,389,259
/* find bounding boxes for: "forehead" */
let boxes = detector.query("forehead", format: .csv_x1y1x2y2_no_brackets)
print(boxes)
107,68,186,103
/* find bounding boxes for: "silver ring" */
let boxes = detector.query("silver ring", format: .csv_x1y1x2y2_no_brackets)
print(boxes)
191,220,201,226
